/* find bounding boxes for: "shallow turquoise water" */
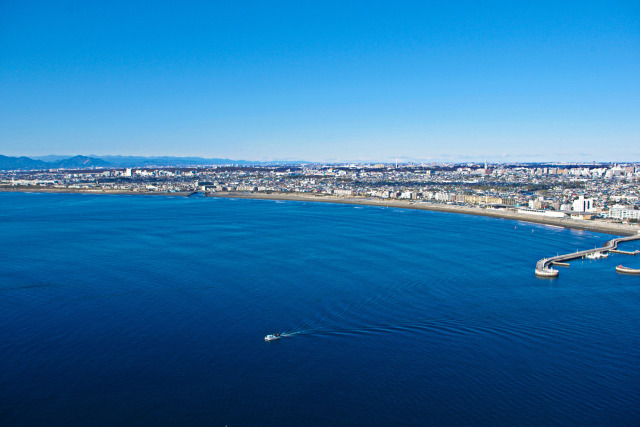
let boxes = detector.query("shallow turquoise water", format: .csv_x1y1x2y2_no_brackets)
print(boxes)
1,192,639,425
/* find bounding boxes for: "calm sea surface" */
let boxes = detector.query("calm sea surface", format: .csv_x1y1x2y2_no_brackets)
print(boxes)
1,192,639,426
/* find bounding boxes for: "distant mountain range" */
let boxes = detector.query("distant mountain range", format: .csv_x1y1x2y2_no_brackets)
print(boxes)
0,155,295,171
93,155,258,167
0,156,47,170
0,155,110,171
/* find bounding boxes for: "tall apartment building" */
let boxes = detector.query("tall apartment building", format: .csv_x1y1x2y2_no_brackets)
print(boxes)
572,196,594,212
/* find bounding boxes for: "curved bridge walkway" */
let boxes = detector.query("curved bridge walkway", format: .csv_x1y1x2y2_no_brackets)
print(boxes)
535,233,640,277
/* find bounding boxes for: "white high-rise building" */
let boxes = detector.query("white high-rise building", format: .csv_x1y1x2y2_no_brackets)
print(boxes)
572,196,594,212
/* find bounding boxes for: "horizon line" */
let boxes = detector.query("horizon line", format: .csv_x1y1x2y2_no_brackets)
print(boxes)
2,153,639,165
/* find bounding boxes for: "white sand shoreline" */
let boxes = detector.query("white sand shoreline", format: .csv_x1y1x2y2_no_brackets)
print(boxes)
2,187,638,236
208,192,640,236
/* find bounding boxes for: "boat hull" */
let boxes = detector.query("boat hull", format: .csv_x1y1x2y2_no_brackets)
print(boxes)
616,265,640,275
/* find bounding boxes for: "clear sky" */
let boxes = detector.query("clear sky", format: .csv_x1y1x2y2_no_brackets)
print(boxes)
1,1,639,162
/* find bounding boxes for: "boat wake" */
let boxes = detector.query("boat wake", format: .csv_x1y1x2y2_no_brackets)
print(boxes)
277,313,601,344
285,281,424,336
272,315,467,340
269,280,433,341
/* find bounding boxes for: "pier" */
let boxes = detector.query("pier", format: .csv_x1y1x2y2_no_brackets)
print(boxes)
535,233,640,277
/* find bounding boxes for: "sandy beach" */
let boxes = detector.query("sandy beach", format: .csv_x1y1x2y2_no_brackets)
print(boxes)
3,187,639,236
208,192,640,236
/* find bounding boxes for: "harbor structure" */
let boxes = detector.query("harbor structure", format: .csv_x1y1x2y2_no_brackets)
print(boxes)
535,234,640,278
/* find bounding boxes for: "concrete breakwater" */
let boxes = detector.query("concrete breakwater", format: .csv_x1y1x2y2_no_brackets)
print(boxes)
535,233,640,277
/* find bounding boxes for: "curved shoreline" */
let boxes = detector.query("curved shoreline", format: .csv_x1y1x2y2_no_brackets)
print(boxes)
2,187,639,236
209,192,640,236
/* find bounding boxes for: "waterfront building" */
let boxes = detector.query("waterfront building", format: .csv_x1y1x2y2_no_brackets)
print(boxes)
517,208,566,218
608,205,640,221
572,196,594,212
333,189,354,196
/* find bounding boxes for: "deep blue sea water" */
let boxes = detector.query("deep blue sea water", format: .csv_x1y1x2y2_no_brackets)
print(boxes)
1,192,639,426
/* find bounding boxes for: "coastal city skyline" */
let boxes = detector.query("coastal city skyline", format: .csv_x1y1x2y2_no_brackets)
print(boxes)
3,157,638,228
2,2,640,425
2,1,639,161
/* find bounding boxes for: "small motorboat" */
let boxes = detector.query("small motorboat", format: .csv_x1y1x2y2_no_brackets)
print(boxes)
265,333,281,341
586,251,608,260
616,265,640,275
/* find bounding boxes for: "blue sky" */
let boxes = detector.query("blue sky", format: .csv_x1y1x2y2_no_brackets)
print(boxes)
1,1,639,162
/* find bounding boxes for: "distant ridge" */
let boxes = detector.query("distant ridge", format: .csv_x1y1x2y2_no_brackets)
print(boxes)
0,155,109,171
96,155,257,167
95,155,306,167
54,155,110,168
0,154,302,171
0,155,48,171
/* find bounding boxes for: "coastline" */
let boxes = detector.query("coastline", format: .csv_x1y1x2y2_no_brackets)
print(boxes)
2,187,639,236
208,192,640,236
0,187,191,197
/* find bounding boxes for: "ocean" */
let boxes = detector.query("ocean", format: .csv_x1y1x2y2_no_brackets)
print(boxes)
1,192,639,426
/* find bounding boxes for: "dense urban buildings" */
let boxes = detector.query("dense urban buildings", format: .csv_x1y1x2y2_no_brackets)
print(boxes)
2,162,639,224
